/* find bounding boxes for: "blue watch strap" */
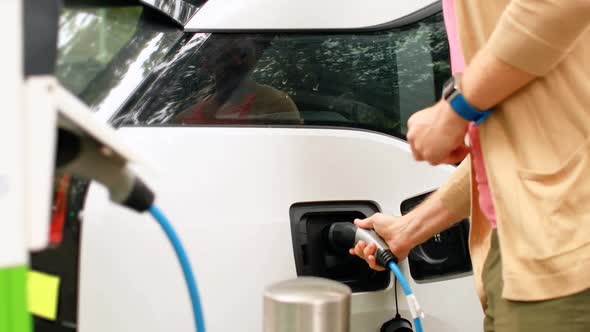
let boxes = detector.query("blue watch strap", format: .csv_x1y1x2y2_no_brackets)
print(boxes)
449,93,492,124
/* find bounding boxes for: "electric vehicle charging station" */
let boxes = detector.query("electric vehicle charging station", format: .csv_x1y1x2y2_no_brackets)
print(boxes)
5,0,485,331
0,0,31,328
3,1,201,331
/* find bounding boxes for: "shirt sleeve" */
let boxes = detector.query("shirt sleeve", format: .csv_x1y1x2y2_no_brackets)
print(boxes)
487,0,590,75
433,156,471,220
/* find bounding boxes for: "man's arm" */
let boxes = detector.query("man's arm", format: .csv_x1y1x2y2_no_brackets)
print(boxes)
352,158,470,269
460,50,534,112
463,0,590,111
404,157,472,246
408,1,590,165
488,0,590,77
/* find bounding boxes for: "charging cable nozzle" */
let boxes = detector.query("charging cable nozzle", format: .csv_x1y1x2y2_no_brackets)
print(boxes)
327,222,397,267
326,222,424,332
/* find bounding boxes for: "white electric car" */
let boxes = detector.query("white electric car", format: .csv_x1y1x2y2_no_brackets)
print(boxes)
48,0,484,331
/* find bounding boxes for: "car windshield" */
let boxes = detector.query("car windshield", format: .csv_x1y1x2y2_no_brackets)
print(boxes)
112,12,450,139
56,5,183,119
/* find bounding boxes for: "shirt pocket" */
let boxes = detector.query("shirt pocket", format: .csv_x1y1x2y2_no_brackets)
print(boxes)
516,137,590,259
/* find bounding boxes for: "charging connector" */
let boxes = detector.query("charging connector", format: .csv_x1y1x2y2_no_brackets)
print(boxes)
327,222,425,332
327,222,397,267
55,128,204,331
55,128,154,212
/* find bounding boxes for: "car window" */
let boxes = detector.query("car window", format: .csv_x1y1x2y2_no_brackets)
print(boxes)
56,5,183,119
113,12,450,140
57,6,143,95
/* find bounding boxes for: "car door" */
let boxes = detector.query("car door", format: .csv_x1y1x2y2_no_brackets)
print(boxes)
79,8,483,332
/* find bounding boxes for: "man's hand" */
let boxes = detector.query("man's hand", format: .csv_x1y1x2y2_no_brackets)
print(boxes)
407,100,470,165
348,213,413,271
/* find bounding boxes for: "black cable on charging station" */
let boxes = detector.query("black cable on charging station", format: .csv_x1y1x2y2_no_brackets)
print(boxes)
394,277,400,317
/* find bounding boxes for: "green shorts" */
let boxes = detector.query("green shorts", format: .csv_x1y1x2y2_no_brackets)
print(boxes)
483,230,590,332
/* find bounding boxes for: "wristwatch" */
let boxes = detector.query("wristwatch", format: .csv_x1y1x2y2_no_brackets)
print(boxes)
442,74,492,124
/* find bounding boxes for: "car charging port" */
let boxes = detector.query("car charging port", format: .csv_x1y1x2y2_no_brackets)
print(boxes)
290,202,390,292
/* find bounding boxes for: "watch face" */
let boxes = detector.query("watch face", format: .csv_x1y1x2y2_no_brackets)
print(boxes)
442,76,456,100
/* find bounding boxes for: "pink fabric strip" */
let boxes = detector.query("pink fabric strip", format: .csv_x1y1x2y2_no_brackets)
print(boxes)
442,0,497,227
442,0,465,74
468,124,498,227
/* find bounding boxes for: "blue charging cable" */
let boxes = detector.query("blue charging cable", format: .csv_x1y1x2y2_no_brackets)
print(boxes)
388,261,424,332
149,204,206,332
146,207,421,332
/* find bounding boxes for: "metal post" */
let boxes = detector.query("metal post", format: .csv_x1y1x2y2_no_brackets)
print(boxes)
264,277,351,332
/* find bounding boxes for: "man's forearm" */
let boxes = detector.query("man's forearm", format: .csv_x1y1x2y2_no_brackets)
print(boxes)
400,157,471,249
402,194,464,249
461,49,536,111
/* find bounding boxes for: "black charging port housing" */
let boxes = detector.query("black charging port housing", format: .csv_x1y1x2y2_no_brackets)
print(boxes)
290,202,390,293
401,191,472,282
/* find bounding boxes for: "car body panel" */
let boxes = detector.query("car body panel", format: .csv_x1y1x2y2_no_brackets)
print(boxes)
79,127,483,332
186,0,439,31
